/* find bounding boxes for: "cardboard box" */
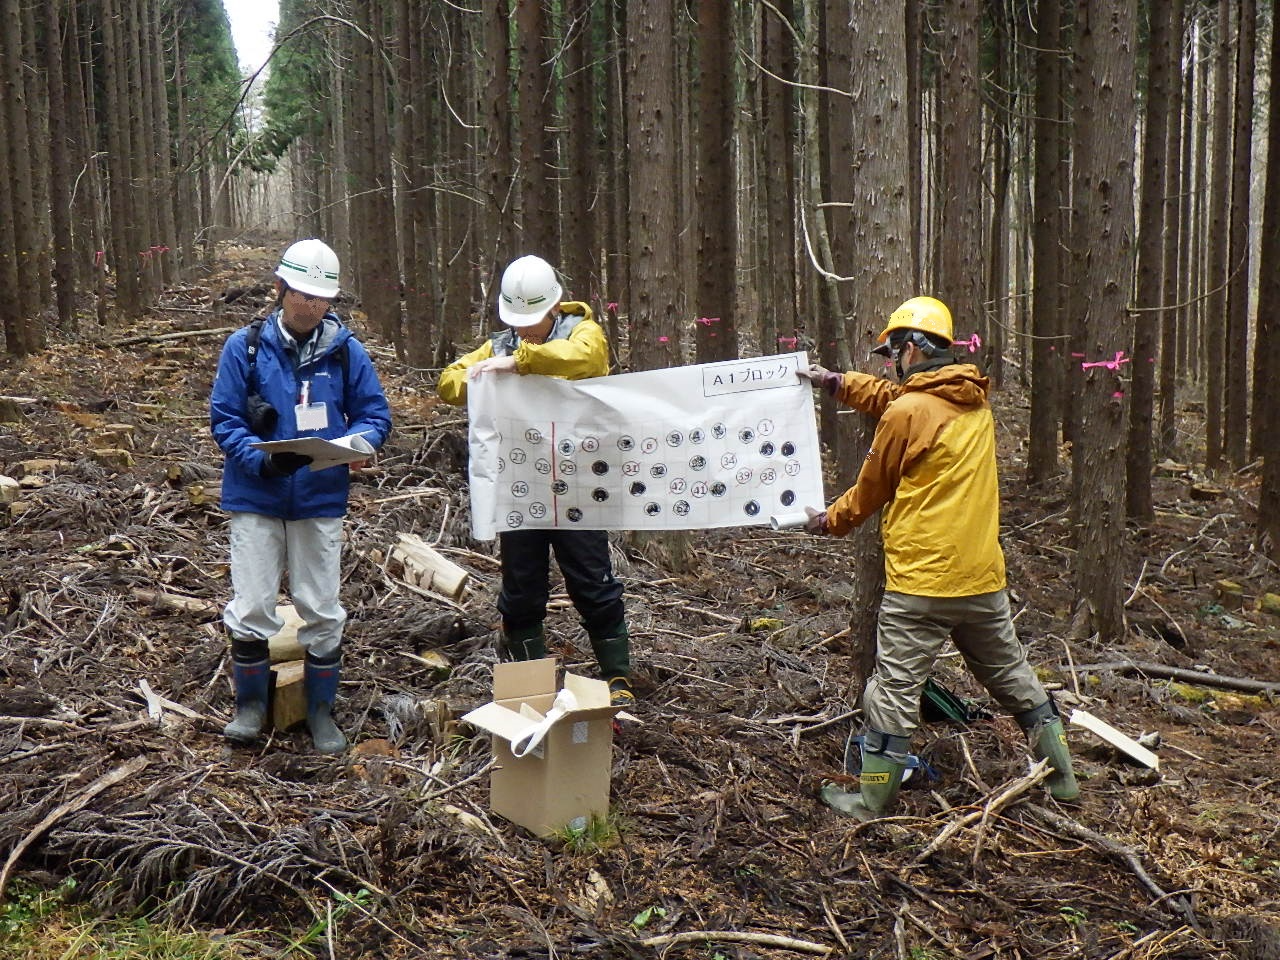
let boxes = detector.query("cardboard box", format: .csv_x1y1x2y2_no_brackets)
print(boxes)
462,658,622,836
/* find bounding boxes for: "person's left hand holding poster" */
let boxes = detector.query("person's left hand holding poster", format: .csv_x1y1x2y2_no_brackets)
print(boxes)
467,352,825,540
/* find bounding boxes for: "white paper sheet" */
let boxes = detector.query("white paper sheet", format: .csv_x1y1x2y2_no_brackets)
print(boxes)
467,352,825,539
251,432,375,471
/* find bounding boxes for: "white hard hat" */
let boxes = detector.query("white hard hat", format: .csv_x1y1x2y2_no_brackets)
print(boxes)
498,255,562,327
275,239,341,299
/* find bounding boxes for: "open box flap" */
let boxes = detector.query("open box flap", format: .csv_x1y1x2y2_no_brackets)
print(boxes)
493,658,557,701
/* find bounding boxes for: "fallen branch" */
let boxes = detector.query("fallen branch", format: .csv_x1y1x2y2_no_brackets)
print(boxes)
914,761,1051,863
1066,662,1280,696
1025,803,1199,931
109,326,236,348
0,755,149,900
636,929,831,955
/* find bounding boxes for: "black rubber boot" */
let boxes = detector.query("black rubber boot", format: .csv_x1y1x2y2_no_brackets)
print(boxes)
304,651,346,755
224,638,270,743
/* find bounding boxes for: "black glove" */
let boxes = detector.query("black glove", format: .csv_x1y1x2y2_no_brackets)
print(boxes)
262,452,313,478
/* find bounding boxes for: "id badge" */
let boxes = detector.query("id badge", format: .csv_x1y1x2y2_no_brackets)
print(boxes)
295,402,328,431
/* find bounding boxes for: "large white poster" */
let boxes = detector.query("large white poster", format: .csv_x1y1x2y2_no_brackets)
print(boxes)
467,352,825,540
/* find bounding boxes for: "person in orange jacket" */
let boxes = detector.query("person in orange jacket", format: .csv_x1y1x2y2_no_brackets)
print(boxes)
799,296,1078,820
437,255,634,706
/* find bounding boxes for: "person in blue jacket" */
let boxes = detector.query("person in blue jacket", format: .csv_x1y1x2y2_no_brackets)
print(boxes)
210,238,392,753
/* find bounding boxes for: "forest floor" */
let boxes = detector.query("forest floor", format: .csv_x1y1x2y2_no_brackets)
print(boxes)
1,243,1278,960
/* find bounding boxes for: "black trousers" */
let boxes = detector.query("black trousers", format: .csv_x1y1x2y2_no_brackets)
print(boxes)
497,529,625,638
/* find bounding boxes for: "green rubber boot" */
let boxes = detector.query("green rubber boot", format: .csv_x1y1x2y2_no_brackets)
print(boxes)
590,624,631,704
1016,700,1080,801
822,731,909,822
501,623,547,661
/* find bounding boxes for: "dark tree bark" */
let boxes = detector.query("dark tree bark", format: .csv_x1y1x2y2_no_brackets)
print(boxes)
1204,0,1232,470
936,0,984,342
1069,0,1137,643
562,0,598,302
695,0,736,363
483,0,515,282
843,0,912,695
1255,0,1280,538
1027,0,1065,483
2,0,41,350
761,0,797,355
1224,0,1254,467
44,0,77,331
1158,0,1187,459
1125,0,1175,521
516,0,558,259
626,0,681,371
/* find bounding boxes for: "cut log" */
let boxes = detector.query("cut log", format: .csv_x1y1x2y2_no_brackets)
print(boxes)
1067,661,1280,696
268,605,307,663
0,476,18,504
270,660,307,731
91,448,135,471
390,533,470,600
131,587,220,619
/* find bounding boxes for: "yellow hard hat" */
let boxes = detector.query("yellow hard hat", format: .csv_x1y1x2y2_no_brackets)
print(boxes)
876,296,954,346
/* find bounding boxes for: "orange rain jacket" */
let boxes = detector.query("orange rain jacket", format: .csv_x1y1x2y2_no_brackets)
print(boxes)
436,302,609,406
825,362,1006,598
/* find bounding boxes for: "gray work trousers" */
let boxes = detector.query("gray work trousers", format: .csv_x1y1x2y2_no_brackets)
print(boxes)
222,512,346,659
863,589,1048,739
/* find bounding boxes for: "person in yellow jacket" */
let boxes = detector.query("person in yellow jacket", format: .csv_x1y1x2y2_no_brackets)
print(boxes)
798,296,1078,820
437,255,634,706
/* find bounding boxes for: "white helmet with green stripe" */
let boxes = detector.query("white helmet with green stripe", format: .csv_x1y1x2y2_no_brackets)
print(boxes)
498,255,562,327
275,239,340,299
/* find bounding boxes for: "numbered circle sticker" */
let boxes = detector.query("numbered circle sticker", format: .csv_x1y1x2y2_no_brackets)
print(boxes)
566,507,584,522
552,479,569,495
784,459,801,476
591,488,610,502
759,441,776,457
757,419,775,436
558,439,576,456
509,448,527,464
673,499,691,516
650,463,668,478
582,436,600,452
666,430,684,447
535,458,551,475
511,481,529,498
497,456,506,474
529,502,548,518
506,511,524,528
525,428,543,444
669,477,687,495
735,468,753,485
689,455,707,471
720,452,738,470
644,502,662,516
738,427,755,443
710,481,727,498
781,441,796,457
691,481,709,499
559,460,578,476
618,435,636,451
641,437,659,455
744,499,761,517
780,489,796,506
622,460,641,477
592,460,610,476
712,422,727,439
760,467,777,485
689,428,706,444
629,481,647,496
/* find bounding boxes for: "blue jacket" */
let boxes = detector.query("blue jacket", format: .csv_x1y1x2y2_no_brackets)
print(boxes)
210,311,392,519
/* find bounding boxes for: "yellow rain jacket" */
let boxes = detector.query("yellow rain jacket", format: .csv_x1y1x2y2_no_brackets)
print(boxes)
825,362,1006,597
436,302,609,406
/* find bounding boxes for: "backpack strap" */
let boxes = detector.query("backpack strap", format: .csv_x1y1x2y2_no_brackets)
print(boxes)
245,315,349,391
